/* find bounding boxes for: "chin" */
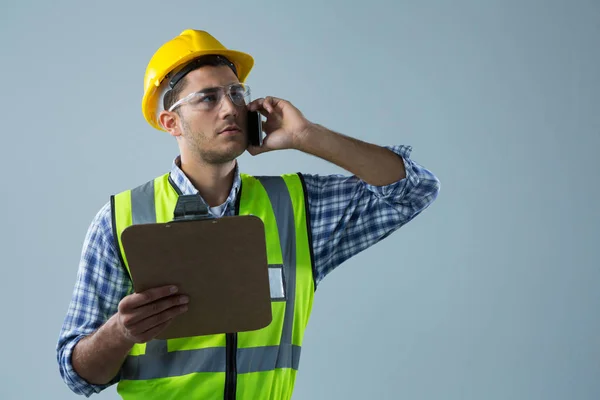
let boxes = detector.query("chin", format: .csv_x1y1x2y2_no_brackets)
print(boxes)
204,146,246,164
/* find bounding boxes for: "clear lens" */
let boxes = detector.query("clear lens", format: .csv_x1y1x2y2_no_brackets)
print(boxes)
169,83,251,112
229,84,250,105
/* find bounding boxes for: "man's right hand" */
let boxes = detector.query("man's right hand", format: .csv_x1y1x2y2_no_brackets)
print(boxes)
116,285,189,344
71,285,189,385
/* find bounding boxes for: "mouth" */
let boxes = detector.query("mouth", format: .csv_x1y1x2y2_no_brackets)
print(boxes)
219,125,242,135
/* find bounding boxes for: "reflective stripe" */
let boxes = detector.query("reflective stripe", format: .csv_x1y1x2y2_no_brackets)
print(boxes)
131,180,156,225
122,347,227,380
130,180,171,363
256,177,297,349
121,345,302,380
145,339,167,354
268,265,285,300
236,344,301,373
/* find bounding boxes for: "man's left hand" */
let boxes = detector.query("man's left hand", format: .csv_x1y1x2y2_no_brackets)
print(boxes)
246,96,312,155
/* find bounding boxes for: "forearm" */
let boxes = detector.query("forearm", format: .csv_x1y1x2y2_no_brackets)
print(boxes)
294,124,406,186
72,314,134,385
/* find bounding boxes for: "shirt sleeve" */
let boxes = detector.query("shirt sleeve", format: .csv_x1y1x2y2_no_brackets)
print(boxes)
56,201,132,397
301,145,441,287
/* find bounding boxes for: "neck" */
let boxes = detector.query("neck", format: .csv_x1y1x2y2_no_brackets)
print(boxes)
179,154,237,207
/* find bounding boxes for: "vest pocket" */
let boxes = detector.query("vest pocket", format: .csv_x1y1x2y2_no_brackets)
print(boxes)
268,265,286,301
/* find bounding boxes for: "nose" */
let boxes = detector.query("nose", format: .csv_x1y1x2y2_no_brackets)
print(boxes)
218,92,239,119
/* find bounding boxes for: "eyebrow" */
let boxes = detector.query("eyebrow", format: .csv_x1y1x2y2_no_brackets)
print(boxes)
197,87,219,94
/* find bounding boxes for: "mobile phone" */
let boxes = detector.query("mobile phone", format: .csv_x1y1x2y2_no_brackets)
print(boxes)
247,110,263,147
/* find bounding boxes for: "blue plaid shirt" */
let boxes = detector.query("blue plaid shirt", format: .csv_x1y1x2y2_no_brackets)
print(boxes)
57,145,440,396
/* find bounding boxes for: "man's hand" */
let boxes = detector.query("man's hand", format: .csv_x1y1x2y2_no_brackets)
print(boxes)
247,95,406,186
71,285,189,385
246,96,313,155
116,285,189,344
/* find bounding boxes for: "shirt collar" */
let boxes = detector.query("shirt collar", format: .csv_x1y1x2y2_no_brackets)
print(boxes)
169,155,241,206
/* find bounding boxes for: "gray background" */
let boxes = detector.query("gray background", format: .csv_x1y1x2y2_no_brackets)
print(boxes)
1,0,599,399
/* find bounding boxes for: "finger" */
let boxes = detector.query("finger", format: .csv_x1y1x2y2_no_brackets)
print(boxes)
260,96,280,113
266,96,286,111
263,96,279,113
129,304,189,336
250,96,285,116
120,285,179,311
252,99,271,116
261,118,280,135
247,98,264,112
256,107,270,118
123,294,189,326
137,319,174,343
246,144,271,156
249,97,272,112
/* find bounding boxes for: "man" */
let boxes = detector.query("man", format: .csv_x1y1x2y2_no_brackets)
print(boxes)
57,29,440,399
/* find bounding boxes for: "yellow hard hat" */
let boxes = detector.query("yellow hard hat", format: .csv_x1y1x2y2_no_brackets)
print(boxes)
142,29,254,131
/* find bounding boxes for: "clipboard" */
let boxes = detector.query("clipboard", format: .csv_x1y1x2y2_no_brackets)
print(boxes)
120,214,273,339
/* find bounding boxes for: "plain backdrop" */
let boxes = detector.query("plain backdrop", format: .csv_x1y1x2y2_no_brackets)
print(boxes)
1,0,599,399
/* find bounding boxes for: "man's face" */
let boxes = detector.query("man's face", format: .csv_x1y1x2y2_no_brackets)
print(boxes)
174,65,248,164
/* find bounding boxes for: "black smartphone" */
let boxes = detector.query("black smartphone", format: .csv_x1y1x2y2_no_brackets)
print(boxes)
247,110,263,147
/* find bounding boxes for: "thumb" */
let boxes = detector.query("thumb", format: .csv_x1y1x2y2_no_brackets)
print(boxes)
247,144,271,156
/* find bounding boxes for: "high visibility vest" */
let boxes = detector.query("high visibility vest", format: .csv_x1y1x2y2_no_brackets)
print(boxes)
111,172,315,400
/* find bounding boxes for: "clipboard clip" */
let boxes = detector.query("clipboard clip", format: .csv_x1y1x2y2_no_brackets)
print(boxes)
172,195,214,222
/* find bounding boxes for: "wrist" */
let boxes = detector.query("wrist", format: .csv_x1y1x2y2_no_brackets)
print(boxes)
107,314,136,349
292,122,322,152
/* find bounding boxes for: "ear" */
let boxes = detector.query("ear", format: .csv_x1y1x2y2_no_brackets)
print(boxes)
158,111,183,137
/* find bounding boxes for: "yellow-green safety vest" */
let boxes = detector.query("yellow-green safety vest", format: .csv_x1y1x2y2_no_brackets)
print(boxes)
111,172,316,400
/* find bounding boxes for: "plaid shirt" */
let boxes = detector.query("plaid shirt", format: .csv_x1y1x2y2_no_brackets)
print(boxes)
57,145,440,396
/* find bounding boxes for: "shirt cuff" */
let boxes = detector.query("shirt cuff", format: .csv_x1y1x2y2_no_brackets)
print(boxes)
363,145,420,198
60,334,119,397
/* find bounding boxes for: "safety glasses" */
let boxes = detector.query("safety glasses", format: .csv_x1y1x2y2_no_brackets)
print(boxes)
168,83,251,112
